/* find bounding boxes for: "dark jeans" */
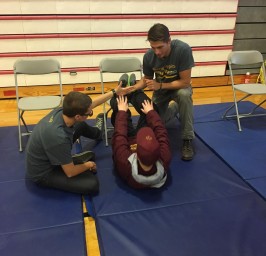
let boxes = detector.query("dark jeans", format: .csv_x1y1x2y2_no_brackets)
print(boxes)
110,90,158,137
37,122,100,195
38,166,99,195
73,121,101,143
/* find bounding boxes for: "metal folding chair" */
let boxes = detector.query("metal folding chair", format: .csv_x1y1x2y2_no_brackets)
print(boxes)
14,58,63,151
223,50,266,131
99,57,142,146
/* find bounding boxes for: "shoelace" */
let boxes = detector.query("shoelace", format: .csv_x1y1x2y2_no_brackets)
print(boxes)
183,140,192,151
95,115,104,130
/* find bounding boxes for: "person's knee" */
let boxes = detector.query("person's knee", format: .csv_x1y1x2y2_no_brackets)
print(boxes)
82,176,99,195
175,89,192,107
177,88,191,98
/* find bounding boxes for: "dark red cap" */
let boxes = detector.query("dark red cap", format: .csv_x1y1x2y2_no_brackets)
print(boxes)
136,127,160,166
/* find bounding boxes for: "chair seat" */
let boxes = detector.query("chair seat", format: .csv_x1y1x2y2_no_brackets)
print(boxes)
234,84,266,94
18,96,61,111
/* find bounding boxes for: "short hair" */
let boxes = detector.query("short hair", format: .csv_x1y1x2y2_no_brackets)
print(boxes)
147,23,170,43
63,91,92,117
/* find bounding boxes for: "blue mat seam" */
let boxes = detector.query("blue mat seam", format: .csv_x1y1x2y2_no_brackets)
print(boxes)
0,220,84,236
95,190,256,218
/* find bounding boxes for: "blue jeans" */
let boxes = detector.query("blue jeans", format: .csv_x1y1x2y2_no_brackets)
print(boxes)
152,86,194,140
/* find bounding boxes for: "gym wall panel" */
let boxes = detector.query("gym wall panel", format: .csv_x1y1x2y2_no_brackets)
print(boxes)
0,0,21,14
226,0,266,75
56,0,91,14
59,38,93,51
237,7,266,23
0,17,236,35
0,40,27,53
25,39,61,52
240,0,266,6
234,24,266,39
58,20,92,34
19,1,58,14
0,0,239,89
0,20,24,34
0,34,233,54
233,39,266,53
0,49,229,72
22,20,59,34
90,0,237,14
0,0,238,15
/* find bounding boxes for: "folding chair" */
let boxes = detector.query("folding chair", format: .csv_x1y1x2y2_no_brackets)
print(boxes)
99,57,142,146
223,50,266,131
14,58,63,151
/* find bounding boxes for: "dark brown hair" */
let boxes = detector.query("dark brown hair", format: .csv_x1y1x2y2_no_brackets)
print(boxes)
63,91,92,117
147,23,170,42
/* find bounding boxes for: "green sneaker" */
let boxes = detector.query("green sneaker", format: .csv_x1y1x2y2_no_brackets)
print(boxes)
129,73,136,86
119,73,129,88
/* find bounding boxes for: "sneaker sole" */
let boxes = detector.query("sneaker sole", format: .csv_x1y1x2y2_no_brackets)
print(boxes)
72,151,95,164
181,155,193,161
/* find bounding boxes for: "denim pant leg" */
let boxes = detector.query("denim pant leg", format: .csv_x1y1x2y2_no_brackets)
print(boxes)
38,166,99,195
152,90,173,122
129,90,160,132
153,87,194,140
174,87,194,140
73,121,101,142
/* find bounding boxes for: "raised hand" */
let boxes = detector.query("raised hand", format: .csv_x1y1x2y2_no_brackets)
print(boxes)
117,95,128,112
141,99,154,114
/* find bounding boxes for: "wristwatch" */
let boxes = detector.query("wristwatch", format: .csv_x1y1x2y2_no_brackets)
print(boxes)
111,89,116,97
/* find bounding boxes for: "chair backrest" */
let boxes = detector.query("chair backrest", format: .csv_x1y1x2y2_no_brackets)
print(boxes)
14,58,61,75
228,50,266,86
13,58,63,98
100,57,142,73
228,50,263,66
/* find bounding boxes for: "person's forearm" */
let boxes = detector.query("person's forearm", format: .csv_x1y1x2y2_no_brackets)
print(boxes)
91,89,116,109
160,79,191,90
62,163,89,178
132,77,146,91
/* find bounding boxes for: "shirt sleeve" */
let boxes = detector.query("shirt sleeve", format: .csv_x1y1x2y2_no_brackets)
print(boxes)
178,44,195,72
112,111,134,182
146,110,172,170
143,50,154,77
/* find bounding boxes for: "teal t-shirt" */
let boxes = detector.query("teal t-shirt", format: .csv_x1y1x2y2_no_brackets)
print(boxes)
26,108,73,182
143,39,195,83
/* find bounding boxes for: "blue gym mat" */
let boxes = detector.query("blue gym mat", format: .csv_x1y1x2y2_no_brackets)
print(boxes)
96,193,266,256
0,148,26,182
194,101,266,198
0,179,83,234
0,125,87,256
194,101,266,124
0,222,86,256
85,115,266,256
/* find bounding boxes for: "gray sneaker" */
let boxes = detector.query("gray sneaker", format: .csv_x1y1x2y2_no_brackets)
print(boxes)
129,73,136,86
119,73,129,88
181,139,194,161
95,113,104,139
72,151,95,165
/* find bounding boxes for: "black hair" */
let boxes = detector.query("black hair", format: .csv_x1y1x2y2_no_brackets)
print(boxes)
63,91,92,117
147,23,170,43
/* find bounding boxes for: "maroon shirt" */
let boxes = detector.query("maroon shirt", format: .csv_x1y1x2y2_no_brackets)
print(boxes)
112,110,172,189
